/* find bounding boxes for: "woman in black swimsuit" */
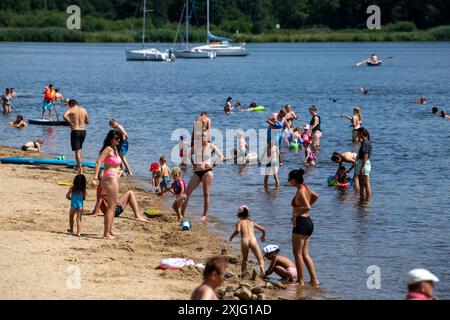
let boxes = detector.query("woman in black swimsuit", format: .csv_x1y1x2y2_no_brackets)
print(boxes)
181,138,225,223
288,168,319,286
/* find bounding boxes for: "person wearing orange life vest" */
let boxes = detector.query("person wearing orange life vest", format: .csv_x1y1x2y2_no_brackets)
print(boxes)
41,84,55,120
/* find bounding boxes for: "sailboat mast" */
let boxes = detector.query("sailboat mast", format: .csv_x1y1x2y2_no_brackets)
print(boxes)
185,0,189,48
207,0,210,44
142,0,146,49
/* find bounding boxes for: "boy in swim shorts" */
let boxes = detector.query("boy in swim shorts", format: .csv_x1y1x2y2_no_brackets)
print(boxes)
158,156,171,192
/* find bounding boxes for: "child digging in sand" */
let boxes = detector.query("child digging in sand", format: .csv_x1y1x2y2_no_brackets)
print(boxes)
263,244,297,282
66,174,86,237
229,205,266,278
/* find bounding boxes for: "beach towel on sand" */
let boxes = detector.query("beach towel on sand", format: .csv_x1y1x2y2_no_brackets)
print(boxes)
159,258,195,270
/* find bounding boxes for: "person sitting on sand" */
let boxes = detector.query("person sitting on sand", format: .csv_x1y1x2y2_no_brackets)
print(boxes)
229,205,266,277
91,177,150,222
66,174,86,237
21,139,43,152
263,244,297,282
191,256,227,300
9,115,27,128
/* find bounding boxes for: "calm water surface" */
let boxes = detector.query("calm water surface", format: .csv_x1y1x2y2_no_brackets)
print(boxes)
1,42,449,299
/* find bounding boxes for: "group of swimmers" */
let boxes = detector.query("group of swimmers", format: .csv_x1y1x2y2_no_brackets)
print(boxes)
224,97,260,113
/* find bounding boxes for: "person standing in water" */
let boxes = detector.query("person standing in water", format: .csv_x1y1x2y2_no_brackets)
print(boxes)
63,99,89,173
342,106,362,142
41,84,55,120
331,151,359,189
355,127,372,199
288,168,319,287
309,105,322,149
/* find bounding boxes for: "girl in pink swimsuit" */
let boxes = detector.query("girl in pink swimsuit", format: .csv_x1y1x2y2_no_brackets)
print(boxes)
93,130,123,240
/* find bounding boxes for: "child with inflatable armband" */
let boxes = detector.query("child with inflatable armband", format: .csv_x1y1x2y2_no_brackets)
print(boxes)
159,167,187,221
263,245,297,282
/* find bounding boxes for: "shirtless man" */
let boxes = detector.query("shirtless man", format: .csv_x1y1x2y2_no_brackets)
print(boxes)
285,104,299,129
191,256,227,300
63,99,89,173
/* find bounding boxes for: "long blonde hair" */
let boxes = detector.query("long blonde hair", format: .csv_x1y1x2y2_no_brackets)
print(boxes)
353,106,362,122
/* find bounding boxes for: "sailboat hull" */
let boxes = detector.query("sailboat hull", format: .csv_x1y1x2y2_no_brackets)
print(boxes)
173,49,216,59
192,44,248,57
126,49,174,61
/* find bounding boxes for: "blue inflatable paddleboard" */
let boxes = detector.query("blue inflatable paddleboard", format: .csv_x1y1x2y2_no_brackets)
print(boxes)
0,157,102,169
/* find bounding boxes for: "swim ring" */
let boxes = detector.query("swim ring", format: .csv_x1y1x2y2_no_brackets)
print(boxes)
252,106,265,112
327,176,350,187
288,142,299,150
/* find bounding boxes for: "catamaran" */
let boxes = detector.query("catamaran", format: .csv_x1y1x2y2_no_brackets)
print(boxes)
192,0,248,57
125,0,175,62
172,0,216,59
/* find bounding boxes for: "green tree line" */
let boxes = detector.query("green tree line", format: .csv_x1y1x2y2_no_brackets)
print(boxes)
1,0,450,31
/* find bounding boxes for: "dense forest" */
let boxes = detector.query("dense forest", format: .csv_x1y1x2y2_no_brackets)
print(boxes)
1,0,450,42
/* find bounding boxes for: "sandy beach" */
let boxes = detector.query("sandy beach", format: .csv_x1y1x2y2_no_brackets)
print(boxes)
0,145,250,300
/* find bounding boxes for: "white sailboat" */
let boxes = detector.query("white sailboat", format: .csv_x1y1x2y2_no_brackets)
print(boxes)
125,0,175,62
172,0,216,59
192,0,248,57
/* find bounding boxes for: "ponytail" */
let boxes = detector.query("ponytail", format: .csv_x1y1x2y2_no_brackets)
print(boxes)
288,168,306,185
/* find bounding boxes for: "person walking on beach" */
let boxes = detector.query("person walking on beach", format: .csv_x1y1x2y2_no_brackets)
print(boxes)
182,133,225,223
355,127,372,199
41,84,55,120
191,256,227,300
341,106,362,142
66,174,86,237
93,130,123,240
288,168,319,286
63,99,89,173
406,269,439,300
109,119,133,176
309,105,322,149
229,205,266,277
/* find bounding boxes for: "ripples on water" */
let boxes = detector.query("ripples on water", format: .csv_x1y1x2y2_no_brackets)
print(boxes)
1,42,449,299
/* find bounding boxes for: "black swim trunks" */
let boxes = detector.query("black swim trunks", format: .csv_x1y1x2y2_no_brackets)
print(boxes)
292,216,314,236
70,130,86,151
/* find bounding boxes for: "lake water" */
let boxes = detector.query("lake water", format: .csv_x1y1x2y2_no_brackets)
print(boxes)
1,42,449,300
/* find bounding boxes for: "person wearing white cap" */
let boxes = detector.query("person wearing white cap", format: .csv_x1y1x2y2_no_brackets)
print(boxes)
263,245,297,282
406,269,439,300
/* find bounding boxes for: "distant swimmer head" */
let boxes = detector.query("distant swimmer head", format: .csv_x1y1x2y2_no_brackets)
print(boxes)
226,97,233,103
432,106,439,114
420,97,427,105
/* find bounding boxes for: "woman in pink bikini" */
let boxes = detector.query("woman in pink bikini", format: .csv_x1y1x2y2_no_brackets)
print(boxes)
93,130,123,240
288,168,319,286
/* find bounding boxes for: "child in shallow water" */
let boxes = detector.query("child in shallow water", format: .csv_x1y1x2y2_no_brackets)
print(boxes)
229,205,266,277
66,174,87,237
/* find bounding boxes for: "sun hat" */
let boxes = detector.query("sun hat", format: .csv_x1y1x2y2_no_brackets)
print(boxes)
263,244,280,256
149,162,159,173
406,269,439,285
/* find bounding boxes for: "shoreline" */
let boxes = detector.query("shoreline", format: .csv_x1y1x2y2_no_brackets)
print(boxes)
0,145,299,300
